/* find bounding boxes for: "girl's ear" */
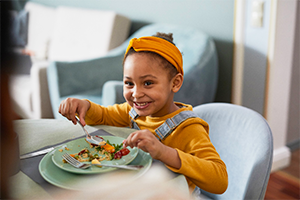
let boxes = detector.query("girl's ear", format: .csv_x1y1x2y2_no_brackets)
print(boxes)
172,73,183,93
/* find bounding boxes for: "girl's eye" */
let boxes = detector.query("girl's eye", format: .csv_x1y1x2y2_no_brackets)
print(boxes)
125,81,134,86
144,81,153,86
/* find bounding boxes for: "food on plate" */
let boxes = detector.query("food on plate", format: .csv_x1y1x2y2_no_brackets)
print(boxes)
62,137,131,164
91,158,102,167
114,148,130,159
58,147,71,152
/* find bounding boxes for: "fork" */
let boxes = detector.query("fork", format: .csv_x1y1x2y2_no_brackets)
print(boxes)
75,116,104,146
62,153,143,170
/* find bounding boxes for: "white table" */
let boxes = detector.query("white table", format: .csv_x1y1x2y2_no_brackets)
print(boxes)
9,119,190,199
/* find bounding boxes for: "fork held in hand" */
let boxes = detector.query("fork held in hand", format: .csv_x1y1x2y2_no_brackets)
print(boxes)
75,116,104,146
62,153,143,170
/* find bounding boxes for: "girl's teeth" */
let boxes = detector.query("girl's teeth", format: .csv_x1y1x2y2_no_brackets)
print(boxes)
136,102,147,106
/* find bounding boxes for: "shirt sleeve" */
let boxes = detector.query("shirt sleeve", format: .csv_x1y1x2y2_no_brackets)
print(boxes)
164,119,228,194
84,101,131,127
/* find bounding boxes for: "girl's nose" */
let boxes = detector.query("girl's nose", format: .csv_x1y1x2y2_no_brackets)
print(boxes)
132,86,144,98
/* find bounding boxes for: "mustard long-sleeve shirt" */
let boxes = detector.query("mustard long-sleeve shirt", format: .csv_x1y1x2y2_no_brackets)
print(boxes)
85,101,228,194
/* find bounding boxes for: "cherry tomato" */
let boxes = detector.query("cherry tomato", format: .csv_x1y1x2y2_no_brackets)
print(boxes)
120,148,130,156
114,151,122,159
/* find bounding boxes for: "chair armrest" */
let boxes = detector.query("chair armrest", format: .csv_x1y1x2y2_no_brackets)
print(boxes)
102,80,125,106
30,61,54,118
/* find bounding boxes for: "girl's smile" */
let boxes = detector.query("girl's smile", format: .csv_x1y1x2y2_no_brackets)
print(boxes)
134,102,151,109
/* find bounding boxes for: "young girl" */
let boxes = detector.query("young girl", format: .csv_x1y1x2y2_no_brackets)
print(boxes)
59,33,228,194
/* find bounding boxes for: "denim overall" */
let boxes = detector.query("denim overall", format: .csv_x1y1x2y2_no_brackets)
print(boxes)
129,107,203,196
129,108,199,141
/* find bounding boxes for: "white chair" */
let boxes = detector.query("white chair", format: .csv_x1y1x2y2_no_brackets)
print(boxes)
9,2,131,119
193,103,273,199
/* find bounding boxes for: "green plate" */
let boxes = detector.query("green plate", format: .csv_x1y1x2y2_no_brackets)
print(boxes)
39,146,152,190
52,136,138,174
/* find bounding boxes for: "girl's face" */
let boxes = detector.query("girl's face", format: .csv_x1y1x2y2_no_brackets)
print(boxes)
123,53,180,117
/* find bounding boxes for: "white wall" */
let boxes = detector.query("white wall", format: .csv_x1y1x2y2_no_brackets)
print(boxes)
286,1,300,149
266,0,298,171
233,0,299,171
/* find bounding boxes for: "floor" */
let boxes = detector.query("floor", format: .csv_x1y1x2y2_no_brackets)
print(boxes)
265,148,300,200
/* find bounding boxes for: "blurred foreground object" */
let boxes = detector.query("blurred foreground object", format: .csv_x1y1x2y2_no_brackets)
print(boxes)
1,2,21,198
55,165,192,200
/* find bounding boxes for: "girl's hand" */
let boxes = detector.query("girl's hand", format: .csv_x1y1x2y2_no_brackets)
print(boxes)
123,129,181,169
59,98,90,126
123,129,165,160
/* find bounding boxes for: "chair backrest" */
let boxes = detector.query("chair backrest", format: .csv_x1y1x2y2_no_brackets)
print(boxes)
193,103,273,200
109,23,219,106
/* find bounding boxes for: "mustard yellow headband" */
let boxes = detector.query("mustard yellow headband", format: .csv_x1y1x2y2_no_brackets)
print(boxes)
124,36,183,75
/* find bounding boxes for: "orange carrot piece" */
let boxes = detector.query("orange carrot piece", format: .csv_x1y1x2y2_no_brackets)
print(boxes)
103,143,115,153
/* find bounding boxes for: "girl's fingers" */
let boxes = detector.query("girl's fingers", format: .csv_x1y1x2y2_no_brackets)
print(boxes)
58,98,77,124
125,132,138,149
67,101,77,124
78,116,85,126
125,130,164,159
136,140,149,153
59,98,90,126
122,139,127,148
78,109,88,126
126,130,154,149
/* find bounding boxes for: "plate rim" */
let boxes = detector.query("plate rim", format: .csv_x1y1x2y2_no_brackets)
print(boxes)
39,147,152,190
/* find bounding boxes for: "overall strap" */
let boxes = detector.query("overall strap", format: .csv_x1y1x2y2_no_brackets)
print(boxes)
129,108,140,130
129,108,139,119
155,110,199,141
129,108,199,141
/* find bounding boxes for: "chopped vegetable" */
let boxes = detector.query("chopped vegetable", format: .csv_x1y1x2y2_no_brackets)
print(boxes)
102,143,115,153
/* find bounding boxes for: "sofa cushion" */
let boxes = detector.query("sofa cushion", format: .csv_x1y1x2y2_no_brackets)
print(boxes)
25,2,56,60
48,6,130,62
